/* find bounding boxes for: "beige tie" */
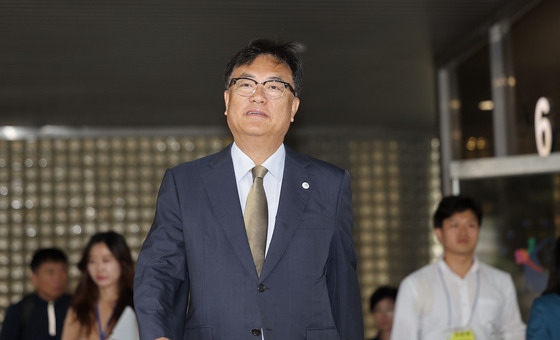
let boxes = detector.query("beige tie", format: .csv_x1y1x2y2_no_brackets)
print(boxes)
244,165,268,277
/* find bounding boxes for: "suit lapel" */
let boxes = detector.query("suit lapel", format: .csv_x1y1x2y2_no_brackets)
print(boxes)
260,148,313,280
202,146,258,278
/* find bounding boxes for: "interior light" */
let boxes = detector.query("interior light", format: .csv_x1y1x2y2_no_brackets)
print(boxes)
466,137,477,151
478,100,494,111
1,127,18,140
450,100,461,110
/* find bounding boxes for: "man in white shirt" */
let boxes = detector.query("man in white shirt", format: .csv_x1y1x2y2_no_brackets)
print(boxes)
391,195,526,340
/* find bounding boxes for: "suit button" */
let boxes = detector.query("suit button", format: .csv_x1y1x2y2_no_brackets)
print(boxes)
251,328,261,336
257,284,266,292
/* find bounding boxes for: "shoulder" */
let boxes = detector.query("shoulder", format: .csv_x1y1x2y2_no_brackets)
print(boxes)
3,297,25,318
62,307,81,329
65,306,78,319
478,262,513,281
399,262,438,292
0,298,25,335
285,147,346,177
170,147,230,173
478,262,520,300
532,293,560,309
404,262,438,281
6,293,35,313
161,147,233,189
528,293,560,331
61,307,84,340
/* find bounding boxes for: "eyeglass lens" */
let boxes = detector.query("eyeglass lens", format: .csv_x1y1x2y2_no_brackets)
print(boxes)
233,78,286,99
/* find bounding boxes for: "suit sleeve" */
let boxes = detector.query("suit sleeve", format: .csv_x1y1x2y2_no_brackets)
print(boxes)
326,170,364,340
134,169,189,340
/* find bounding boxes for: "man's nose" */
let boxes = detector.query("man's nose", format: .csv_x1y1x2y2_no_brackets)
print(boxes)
250,84,267,102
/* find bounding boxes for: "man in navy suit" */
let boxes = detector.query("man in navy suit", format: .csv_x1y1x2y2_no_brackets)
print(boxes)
134,39,364,340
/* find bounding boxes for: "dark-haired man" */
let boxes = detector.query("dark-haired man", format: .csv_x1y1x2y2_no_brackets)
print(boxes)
391,195,525,340
134,39,364,340
0,248,70,340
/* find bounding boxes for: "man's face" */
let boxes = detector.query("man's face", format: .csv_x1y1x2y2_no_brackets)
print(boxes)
31,261,68,301
224,54,300,144
435,209,480,257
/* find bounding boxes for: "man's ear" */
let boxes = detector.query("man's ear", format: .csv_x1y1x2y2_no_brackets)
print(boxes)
30,272,38,289
224,90,229,116
290,97,300,122
434,228,443,243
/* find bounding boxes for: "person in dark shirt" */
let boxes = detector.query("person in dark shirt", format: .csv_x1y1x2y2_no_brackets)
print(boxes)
368,286,397,340
0,248,70,340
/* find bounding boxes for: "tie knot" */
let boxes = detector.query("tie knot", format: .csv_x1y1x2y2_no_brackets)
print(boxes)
252,165,268,180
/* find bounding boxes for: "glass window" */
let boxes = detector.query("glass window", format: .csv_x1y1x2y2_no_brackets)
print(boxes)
511,0,560,155
459,173,560,319
455,45,494,160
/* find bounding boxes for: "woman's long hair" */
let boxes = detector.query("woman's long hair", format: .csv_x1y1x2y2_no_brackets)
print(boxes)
544,236,560,295
70,231,135,336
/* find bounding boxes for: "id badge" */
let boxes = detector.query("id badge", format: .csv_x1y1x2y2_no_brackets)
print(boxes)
445,327,476,340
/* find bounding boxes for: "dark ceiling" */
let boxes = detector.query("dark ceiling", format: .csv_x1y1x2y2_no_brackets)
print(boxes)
1,0,529,131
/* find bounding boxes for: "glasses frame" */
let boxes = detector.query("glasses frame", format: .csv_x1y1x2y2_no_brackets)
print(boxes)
230,77,296,99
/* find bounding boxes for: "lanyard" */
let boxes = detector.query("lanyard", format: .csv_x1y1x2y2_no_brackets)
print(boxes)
95,302,115,340
47,301,56,336
437,263,480,328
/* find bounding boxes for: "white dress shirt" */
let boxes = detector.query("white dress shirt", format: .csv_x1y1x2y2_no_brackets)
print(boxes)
231,142,285,257
391,256,526,340
231,142,285,340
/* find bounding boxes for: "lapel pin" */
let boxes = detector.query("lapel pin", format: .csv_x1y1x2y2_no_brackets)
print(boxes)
302,182,310,189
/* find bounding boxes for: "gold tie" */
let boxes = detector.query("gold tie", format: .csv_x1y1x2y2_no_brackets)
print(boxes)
244,165,268,277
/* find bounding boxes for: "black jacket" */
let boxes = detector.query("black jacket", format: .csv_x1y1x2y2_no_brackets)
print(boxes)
0,293,70,340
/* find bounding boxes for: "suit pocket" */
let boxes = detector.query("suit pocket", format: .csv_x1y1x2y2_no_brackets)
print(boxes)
306,328,339,340
183,325,214,340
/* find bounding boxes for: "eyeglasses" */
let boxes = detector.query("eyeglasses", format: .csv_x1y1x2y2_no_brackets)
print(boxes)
230,77,295,100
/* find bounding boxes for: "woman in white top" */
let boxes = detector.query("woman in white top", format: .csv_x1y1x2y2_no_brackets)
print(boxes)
61,231,135,340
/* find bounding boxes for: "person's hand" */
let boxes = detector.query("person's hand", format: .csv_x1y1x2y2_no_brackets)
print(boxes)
155,338,169,340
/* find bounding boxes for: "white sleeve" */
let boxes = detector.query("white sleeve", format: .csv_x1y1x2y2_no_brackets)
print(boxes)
499,274,526,340
391,276,421,340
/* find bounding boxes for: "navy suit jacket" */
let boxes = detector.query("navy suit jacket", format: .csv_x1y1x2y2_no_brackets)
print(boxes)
134,145,364,340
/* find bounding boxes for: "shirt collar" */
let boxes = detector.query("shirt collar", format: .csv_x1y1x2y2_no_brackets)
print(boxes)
437,254,480,278
231,142,285,182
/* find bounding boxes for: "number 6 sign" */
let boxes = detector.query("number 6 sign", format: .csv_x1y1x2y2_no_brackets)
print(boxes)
534,97,552,156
